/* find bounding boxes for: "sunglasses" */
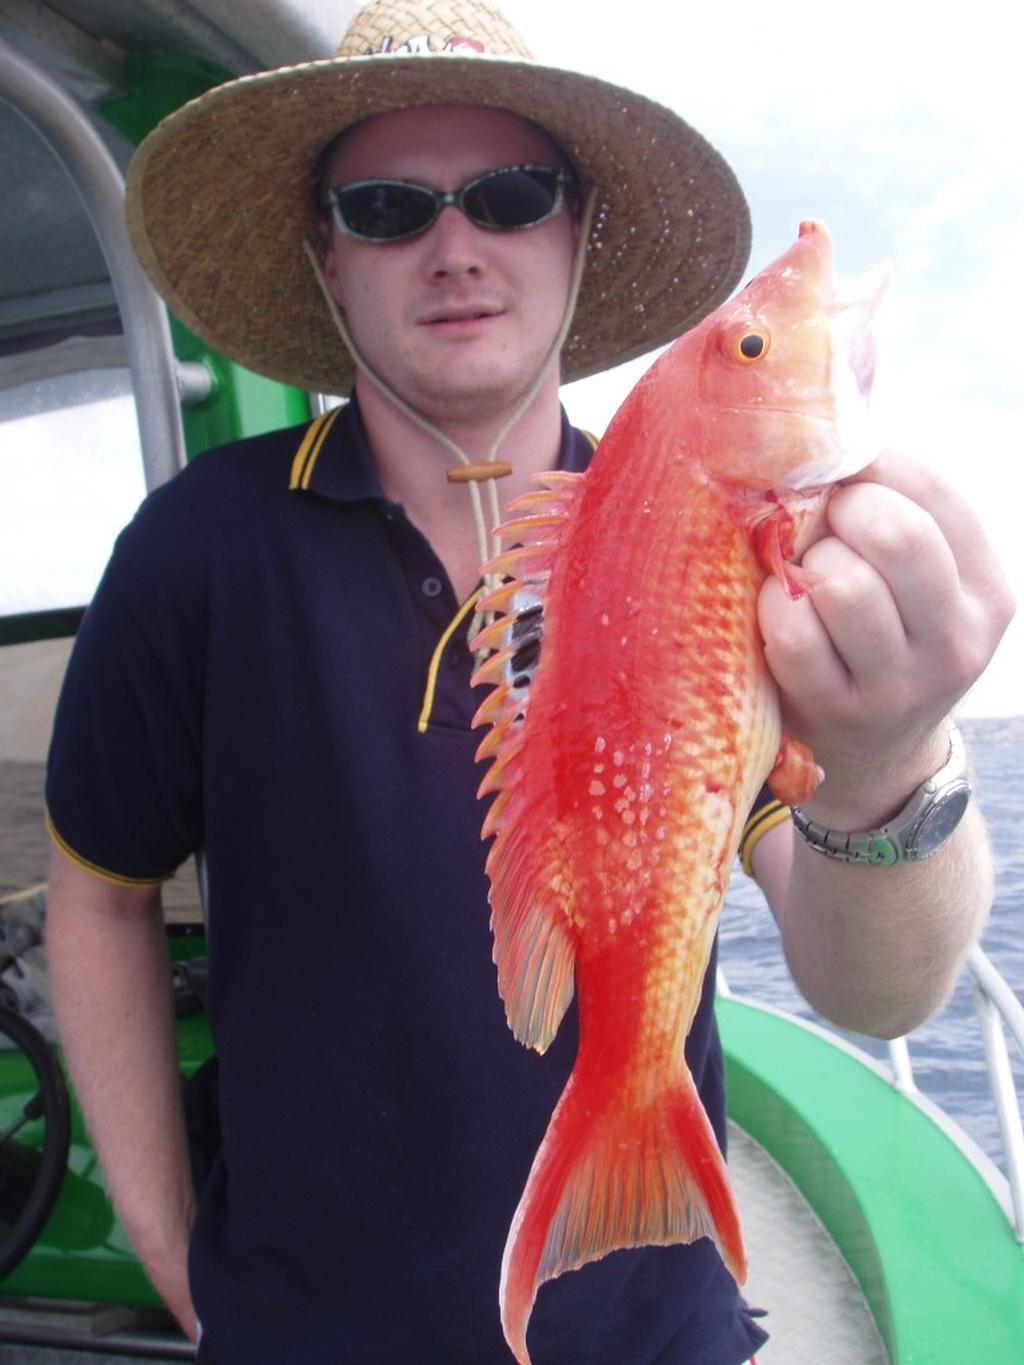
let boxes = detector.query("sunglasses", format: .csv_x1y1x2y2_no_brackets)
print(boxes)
326,164,574,244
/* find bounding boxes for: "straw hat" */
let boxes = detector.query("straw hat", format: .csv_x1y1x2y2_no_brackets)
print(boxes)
125,0,751,394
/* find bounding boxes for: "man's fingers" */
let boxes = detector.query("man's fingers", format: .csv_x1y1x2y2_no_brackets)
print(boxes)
820,482,962,652
842,449,1013,611
758,573,852,724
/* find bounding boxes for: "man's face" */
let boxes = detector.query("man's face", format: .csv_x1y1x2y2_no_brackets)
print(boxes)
322,105,579,426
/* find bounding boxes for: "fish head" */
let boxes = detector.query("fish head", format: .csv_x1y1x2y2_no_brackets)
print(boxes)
683,219,891,494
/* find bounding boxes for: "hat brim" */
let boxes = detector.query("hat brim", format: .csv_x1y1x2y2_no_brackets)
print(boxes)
126,51,751,394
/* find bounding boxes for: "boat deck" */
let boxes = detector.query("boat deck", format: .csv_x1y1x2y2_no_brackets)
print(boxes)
731,1122,889,1363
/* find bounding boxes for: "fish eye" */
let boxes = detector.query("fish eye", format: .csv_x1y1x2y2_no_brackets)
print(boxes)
719,324,772,364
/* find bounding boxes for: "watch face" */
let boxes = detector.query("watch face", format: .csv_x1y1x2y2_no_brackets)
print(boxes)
911,783,972,857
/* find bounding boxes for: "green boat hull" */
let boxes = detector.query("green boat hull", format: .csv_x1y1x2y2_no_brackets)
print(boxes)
719,994,1024,1362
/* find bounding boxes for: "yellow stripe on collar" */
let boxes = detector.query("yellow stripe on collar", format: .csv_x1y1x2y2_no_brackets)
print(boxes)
289,406,344,491
417,589,483,734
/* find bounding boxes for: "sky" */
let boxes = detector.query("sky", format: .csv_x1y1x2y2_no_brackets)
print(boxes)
506,0,1023,718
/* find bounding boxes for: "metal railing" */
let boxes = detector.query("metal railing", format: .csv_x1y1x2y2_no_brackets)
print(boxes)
0,34,188,492
886,946,1024,1241
719,946,1024,1242
962,947,1022,1238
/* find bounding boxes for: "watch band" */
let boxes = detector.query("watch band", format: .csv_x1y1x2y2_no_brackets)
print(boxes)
790,724,972,866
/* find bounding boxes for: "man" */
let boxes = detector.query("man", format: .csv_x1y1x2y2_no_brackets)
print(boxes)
44,2,1013,1363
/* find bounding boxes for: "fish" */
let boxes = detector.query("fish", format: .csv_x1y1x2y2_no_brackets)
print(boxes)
469,220,891,1365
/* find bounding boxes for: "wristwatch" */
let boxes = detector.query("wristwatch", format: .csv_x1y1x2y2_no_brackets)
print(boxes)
790,724,972,866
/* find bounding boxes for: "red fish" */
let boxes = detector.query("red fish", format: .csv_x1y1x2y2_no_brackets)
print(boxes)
470,220,890,1364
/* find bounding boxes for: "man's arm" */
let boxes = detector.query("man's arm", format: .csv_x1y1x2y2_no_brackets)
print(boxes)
752,451,1014,1039
751,804,991,1038
46,844,199,1341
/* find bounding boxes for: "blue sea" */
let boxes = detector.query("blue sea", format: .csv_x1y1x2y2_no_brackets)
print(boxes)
718,728,1024,1178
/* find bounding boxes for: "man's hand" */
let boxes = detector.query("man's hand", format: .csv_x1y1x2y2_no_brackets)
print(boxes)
752,450,1013,1037
758,450,1015,828
46,847,200,1343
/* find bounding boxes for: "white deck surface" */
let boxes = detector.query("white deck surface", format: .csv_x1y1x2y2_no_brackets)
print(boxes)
730,1122,890,1364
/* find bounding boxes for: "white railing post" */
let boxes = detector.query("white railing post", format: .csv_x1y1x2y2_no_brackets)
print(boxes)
887,1036,917,1096
968,947,1024,1242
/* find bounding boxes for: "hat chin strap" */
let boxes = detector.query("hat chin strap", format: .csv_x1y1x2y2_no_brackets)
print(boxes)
302,188,596,634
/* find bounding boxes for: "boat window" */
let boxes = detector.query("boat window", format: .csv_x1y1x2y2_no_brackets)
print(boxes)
0,353,145,623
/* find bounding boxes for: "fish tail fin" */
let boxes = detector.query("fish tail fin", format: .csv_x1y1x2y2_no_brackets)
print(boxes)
500,1067,745,1364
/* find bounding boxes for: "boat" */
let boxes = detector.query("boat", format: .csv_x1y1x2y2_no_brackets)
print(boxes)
1,3,1022,1359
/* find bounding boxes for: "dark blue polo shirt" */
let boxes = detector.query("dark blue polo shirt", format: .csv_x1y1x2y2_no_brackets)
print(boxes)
46,398,767,1365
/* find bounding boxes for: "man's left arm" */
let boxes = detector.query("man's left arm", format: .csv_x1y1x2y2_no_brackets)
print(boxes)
751,451,1015,1039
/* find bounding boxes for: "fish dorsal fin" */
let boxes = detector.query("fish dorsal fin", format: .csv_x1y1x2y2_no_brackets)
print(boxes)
470,470,586,1054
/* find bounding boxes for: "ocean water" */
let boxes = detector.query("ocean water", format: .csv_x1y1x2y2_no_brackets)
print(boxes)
718,730,1024,1178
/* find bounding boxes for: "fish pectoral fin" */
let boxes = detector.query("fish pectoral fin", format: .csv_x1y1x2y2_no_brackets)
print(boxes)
500,1072,745,1365
487,827,576,1053
752,506,820,600
495,899,575,1055
768,733,824,805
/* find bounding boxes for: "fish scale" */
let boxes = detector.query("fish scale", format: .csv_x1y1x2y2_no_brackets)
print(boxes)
470,220,890,1365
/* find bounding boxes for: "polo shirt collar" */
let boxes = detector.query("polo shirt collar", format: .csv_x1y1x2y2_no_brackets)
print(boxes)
291,393,596,504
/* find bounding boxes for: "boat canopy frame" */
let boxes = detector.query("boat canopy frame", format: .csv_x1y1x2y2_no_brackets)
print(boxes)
0,32,190,492
0,28,312,648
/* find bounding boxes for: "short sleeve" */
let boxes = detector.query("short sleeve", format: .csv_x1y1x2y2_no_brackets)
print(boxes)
46,511,205,885
738,783,790,877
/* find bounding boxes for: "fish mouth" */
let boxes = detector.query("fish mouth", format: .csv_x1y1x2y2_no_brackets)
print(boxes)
721,403,834,421
799,258,892,486
827,258,892,398
757,250,892,491
794,221,891,398
717,398,874,492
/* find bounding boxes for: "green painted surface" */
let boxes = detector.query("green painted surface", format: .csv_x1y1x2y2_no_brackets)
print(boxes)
169,319,312,461
719,995,1024,1362
0,609,83,648
99,52,232,145
1,1013,213,1305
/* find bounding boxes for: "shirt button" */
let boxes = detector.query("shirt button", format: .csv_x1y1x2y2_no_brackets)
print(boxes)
421,576,443,598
